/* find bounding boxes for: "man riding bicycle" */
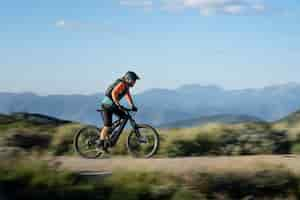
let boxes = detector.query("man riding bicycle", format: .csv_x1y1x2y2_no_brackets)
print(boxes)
98,71,140,151
74,70,158,158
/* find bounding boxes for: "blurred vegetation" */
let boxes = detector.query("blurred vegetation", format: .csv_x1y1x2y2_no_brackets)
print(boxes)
162,123,291,157
2,112,300,199
1,111,300,157
0,158,300,200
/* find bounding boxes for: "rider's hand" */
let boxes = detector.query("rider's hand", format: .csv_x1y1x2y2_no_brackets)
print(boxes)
132,105,138,112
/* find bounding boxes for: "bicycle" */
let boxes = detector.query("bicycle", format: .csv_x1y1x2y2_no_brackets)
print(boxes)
73,107,159,159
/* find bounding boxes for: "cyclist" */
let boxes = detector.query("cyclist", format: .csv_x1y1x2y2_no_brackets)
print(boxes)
98,71,140,151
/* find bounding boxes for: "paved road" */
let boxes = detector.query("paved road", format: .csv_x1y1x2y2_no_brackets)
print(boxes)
54,155,300,175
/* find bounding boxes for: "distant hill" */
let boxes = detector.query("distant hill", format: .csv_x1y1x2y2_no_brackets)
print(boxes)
0,113,71,126
159,114,263,128
1,82,300,126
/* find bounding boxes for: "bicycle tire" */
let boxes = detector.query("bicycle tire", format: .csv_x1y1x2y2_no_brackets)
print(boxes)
127,124,159,158
73,126,103,159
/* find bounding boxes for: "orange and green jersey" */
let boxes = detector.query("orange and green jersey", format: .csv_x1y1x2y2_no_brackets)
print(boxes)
102,81,132,106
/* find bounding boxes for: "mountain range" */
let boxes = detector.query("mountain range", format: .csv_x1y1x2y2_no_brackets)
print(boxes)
1,82,300,126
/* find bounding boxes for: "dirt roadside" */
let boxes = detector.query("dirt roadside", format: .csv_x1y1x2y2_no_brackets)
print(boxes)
53,155,300,175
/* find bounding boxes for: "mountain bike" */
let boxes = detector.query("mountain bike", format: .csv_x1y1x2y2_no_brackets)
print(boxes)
73,107,159,159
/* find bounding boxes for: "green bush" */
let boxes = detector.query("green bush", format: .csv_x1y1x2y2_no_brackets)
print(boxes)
50,123,83,155
0,159,103,200
3,159,300,200
0,159,189,200
0,114,297,157
187,169,299,199
164,124,291,157
166,132,218,157
291,143,300,154
1,159,300,200
3,130,52,150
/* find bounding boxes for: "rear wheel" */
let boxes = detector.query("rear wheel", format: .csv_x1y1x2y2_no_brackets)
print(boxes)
73,126,103,159
127,124,159,158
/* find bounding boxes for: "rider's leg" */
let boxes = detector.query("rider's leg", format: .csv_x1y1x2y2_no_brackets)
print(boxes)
100,126,111,140
98,106,113,150
101,104,127,139
98,128,111,151
100,106,112,137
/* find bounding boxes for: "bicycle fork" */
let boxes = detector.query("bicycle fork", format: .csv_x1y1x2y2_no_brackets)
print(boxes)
130,120,148,143
130,119,140,136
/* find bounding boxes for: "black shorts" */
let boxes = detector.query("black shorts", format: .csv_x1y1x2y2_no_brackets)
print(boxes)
101,104,127,127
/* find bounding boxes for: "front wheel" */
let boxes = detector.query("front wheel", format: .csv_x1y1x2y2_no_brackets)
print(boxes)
127,124,159,158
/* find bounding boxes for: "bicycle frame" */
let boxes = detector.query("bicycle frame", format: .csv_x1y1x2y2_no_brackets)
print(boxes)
101,110,140,147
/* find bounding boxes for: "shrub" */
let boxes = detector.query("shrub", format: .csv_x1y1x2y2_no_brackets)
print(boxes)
0,159,300,200
3,130,52,150
165,124,291,157
291,143,300,154
166,132,218,157
186,168,298,199
50,124,83,155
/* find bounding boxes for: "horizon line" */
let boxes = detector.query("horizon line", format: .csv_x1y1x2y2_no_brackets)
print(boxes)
1,81,299,97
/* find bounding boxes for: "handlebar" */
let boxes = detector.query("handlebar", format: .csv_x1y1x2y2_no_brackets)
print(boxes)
96,106,137,113
120,107,137,112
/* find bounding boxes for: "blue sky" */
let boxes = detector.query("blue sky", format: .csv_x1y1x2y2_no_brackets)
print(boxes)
1,0,300,95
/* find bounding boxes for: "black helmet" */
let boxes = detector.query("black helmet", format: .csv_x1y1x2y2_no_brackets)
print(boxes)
124,71,140,82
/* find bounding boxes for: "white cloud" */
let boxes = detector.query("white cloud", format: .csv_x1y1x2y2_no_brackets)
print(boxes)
55,20,85,30
180,0,267,15
54,19,128,36
200,8,216,16
252,4,265,12
120,0,153,9
183,0,229,8
134,0,268,16
223,5,245,14
55,20,66,28
161,0,185,12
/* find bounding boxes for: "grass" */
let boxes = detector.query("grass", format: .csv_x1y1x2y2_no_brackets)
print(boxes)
291,143,300,154
0,114,83,155
1,112,300,157
0,159,82,199
0,158,192,200
272,120,300,155
185,170,298,199
158,122,291,157
0,121,35,133
0,158,300,200
2,113,300,199
50,123,84,155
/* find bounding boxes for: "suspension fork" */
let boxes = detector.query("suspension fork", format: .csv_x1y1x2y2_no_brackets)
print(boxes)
129,118,141,137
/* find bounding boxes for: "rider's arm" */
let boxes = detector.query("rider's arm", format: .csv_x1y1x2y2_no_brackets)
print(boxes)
111,82,126,107
125,91,134,107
